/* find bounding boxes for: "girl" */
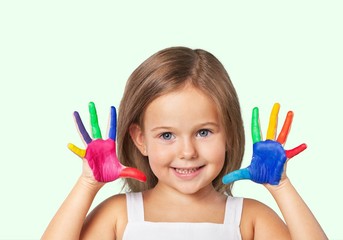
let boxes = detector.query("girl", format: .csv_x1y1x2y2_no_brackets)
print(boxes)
42,47,327,239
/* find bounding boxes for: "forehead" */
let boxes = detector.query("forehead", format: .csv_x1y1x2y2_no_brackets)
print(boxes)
143,85,220,127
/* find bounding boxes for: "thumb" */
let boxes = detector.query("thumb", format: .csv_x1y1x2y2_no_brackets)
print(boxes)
67,143,86,158
222,168,251,184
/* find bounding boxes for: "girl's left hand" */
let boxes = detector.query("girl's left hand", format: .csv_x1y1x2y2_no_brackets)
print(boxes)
222,103,307,185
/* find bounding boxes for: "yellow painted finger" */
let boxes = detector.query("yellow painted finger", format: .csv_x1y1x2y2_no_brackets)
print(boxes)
266,103,280,140
67,143,86,158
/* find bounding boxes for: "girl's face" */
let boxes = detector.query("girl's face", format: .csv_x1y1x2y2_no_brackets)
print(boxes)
133,85,226,195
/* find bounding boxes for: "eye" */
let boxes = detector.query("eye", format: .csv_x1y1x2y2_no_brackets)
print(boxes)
197,129,211,138
160,132,174,140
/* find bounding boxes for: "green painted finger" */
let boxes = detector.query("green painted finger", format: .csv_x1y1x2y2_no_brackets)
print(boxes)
89,102,102,139
251,107,261,143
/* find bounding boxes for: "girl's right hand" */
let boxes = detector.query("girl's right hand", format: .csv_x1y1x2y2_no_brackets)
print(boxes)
79,157,103,188
68,102,147,184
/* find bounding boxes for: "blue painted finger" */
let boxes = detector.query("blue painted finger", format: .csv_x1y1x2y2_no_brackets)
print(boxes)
109,106,117,140
222,168,251,184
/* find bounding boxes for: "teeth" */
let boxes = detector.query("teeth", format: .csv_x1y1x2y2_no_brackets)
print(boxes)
175,168,199,174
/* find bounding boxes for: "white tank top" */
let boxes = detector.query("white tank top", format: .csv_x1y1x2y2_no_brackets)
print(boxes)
123,192,243,240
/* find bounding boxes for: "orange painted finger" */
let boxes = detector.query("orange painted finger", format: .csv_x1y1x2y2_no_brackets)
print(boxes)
266,103,280,140
277,111,294,144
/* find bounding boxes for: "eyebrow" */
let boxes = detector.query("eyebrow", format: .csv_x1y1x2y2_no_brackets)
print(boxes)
150,126,174,132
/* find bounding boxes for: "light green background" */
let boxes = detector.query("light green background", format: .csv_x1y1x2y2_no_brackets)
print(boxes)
1,1,342,239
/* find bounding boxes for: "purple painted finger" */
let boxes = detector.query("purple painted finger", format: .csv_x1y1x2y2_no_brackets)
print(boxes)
74,111,92,144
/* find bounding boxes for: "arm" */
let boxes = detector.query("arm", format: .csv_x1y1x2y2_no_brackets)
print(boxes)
42,102,146,239
265,104,327,239
41,174,104,240
223,103,327,239
266,178,327,240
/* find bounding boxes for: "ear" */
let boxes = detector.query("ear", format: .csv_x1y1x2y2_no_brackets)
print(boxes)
129,124,148,156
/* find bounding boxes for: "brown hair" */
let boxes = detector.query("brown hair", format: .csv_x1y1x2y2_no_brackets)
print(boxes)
117,46,245,196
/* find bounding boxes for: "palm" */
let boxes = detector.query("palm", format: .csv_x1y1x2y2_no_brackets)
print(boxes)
222,103,307,185
68,102,146,183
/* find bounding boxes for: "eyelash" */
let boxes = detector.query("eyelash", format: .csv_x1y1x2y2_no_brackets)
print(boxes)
159,129,212,141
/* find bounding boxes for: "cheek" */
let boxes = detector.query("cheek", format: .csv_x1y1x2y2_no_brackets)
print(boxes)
146,137,178,160
147,143,171,160
146,143,175,171
147,154,172,180
200,141,226,175
201,140,226,161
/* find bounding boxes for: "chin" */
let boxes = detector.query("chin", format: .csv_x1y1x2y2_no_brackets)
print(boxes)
172,182,213,195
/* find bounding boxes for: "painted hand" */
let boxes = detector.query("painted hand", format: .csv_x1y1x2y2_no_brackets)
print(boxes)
68,102,147,183
222,103,307,185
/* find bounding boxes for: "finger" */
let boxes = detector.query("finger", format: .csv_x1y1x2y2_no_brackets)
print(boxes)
251,107,262,144
67,143,86,158
73,111,92,144
285,143,307,159
108,106,117,140
89,102,102,139
266,103,280,140
119,167,147,182
276,111,294,145
222,168,251,184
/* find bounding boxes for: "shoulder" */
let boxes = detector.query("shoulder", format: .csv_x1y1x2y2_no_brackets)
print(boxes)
240,198,291,240
88,193,127,222
81,193,128,239
241,198,279,222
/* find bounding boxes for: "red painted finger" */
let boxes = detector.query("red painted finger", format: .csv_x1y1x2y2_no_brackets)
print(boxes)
119,167,147,182
285,143,307,159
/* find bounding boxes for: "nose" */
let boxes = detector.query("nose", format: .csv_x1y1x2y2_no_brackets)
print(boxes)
178,137,198,160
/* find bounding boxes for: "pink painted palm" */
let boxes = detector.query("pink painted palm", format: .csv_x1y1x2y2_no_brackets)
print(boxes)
68,102,146,183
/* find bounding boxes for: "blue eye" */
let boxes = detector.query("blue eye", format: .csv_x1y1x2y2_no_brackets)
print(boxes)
160,132,173,140
197,129,211,137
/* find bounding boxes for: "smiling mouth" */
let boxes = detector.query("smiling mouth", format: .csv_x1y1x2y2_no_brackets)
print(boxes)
173,166,204,175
